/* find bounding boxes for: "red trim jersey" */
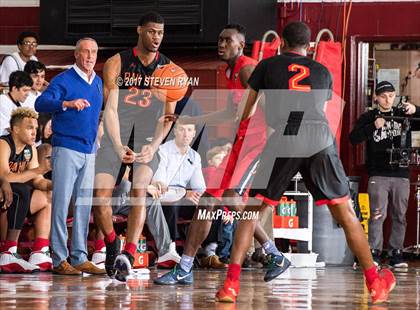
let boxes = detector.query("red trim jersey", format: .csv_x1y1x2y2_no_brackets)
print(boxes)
205,55,267,198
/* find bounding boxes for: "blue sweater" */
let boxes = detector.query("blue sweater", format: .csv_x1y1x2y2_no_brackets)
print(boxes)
35,68,102,154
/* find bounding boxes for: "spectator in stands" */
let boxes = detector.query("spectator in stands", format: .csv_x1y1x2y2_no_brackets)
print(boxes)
204,146,228,178
38,118,52,145
0,108,52,273
0,31,39,85
173,97,210,165
23,60,47,109
0,71,33,135
35,37,104,275
23,60,50,145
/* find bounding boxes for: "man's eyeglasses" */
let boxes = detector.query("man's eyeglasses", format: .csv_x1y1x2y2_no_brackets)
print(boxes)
21,41,38,47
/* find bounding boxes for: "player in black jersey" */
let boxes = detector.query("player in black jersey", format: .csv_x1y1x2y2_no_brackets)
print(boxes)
94,11,177,281
215,22,396,304
0,107,52,273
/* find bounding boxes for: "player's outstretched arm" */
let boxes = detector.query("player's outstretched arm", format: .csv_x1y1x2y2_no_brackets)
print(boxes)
178,99,236,126
179,64,256,126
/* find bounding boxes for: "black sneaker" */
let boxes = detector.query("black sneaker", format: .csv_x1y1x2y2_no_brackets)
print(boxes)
105,237,121,278
371,249,381,267
264,253,291,282
114,251,135,282
389,249,408,268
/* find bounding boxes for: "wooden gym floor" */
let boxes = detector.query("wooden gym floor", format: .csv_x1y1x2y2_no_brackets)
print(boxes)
1,261,419,309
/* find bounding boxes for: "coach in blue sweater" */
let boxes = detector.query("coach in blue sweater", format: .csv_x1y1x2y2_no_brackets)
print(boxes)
35,38,104,275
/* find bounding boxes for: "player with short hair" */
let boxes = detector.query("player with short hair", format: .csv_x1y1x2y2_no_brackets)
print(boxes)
94,11,177,281
215,21,396,304
0,107,52,273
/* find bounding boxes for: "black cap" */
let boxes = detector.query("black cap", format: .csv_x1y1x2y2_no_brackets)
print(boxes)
375,81,395,95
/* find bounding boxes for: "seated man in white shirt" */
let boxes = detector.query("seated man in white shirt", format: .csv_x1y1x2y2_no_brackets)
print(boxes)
0,71,33,136
0,31,39,85
152,123,206,247
23,61,47,109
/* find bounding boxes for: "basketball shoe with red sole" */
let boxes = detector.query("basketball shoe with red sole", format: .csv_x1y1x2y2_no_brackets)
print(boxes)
0,246,40,273
366,268,396,304
215,279,240,303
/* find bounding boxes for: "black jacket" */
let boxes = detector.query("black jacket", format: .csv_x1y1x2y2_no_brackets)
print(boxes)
350,106,420,178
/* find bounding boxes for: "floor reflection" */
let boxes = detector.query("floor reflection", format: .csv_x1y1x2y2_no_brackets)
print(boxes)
0,263,419,309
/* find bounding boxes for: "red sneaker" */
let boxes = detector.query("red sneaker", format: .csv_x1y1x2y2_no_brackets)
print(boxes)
366,268,396,304
379,268,396,292
215,279,240,303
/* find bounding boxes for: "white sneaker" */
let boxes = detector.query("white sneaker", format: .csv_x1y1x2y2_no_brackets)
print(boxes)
28,246,53,271
0,246,40,273
92,247,106,268
157,242,181,266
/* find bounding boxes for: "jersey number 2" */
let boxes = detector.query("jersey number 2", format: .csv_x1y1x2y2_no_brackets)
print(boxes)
288,64,311,92
283,64,310,136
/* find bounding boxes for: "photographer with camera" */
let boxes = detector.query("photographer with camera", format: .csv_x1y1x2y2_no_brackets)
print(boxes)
350,81,419,268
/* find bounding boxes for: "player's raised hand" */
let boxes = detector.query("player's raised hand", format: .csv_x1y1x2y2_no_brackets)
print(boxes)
63,99,91,111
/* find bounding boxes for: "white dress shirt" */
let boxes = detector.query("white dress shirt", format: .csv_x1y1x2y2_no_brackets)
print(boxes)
153,139,206,193
72,64,96,85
